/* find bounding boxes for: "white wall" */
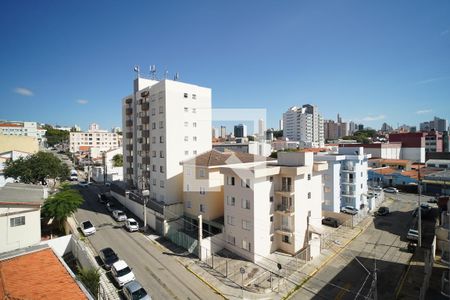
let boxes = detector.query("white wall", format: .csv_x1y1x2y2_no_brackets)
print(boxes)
401,147,425,163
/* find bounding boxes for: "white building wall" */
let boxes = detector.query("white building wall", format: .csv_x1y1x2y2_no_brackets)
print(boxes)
0,207,41,253
401,147,425,163
321,162,341,212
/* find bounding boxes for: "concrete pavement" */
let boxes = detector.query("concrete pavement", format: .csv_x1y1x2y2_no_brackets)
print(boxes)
74,184,223,300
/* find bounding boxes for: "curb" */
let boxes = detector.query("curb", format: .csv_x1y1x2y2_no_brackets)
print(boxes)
184,264,228,300
283,220,370,299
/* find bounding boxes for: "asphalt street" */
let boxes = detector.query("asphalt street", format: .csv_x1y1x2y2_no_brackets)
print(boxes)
74,184,222,300
292,192,424,300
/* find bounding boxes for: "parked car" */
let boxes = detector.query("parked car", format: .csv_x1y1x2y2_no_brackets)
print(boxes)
340,206,358,215
98,193,109,204
407,229,419,241
99,247,119,270
321,217,339,228
80,220,96,236
111,260,135,287
125,218,139,232
383,187,399,193
112,210,127,222
370,186,383,192
412,203,432,217
376,206,390,216
106,202,117,212
78,181,91,188
123,280,151,300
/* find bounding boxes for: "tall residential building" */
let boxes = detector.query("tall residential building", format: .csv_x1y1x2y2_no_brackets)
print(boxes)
0,121,46,147
279,119,283,131
220,126,227,139
212,127,218,139
425,131,444,153
420,116,448,132
122,77,212,205
324,114,348,140
69,125,119,153
282,104,324,148
315,147,371,213
234,124,247,138
348,121,357,135
258,118,265,137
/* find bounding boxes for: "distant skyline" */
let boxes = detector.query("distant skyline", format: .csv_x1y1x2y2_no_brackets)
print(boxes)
1,1,449,132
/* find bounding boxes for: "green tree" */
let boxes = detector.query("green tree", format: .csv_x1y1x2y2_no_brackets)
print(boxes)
42,184,84,230
43,125,70,146
273,130,283,138
4,151,70,185
112,154,123,167
77,267,100,298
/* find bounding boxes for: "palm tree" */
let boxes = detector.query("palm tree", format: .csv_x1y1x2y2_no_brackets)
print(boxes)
42,184,84,232
77,267,100,298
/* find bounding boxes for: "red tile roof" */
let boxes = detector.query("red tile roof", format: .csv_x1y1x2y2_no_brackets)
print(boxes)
0,248,87,299
0,123,22,127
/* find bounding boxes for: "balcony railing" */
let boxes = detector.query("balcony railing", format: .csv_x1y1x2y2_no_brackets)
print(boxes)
276,225,293,233
276,204,294,213
280,185,292,192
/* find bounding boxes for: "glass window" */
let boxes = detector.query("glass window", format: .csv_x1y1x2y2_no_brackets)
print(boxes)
242,220,251,230
241,199,250,209
227,216,235,225
10,216,25,227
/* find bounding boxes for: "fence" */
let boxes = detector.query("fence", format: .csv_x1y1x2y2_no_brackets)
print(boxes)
166,226,199,255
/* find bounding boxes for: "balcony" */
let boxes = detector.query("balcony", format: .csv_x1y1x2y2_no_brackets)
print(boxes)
141,91,149,98
141,117,149,124
125,98,132,104
125,132,133,139
126,120,133,127
275,204,295,216
142,102,150,111
125,144,133,151
125,108,133,115
126,168,133,175
275,226,294,236
142,157,151,165
126,156,133,163
275,185,294,196
142,130,150,138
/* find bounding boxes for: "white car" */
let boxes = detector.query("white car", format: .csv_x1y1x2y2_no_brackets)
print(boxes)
125,218,139,232
112,210,127,222
78,181,91,188
407,229,419,241
340,206,358,215
80,220,96,236
369,186,383,192
111,260,135,287
384,187,399,193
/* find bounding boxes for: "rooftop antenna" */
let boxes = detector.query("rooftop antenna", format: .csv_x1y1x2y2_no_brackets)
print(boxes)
133,65,140,78
150,65,157,80
174,72,179,81
164,69,169,79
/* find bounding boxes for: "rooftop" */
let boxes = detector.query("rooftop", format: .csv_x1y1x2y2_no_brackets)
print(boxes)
0,183,45,206
182,149,272,167
0,247,87,299
370,158,411,164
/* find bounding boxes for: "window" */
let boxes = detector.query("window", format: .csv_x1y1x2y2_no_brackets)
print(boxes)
227,176,235,186
200,187,206,195
193,150,197,155
159,106,164,114
152,151,156,157
308,192,311,199
199,169,205,177
192,108,197,113
159,121,164,129
186,184,190,191
361,184,363,188
227,216,235,225
361,172,363,177
307,174,311,180
270,215,273,222
152,178,156,186
269,176,273,182
270,196,274,203
160,166,164,173
152,137,156,144
242,199,250,209
160,136,164,143
193,136,197,142
186,201,192,208
152,165,156,171
242,240,251,252
227,235,236,245
184,136,189,142
227,196,235,206
160,151,164,158
152,122,156,129
270,235,274,242
283,235,290,244
192,94,197,99
151,108,156,115
10,216,25,227
193,122,197,127
184,121,188,127
200,204,207,212
184,107,189,112
184,93,188,98
242,220,251,230
160,180,164,188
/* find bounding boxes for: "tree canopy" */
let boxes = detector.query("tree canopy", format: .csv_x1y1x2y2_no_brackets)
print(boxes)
77,268,100,297
112,154,123,167
42,183,84,227
43,125,70,146
4,151,70,184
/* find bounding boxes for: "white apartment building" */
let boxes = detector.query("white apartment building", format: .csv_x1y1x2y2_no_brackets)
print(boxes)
220,151,327,263
69,125,119,153
91,147,123,183
122,77,212,206
0,121,46,147
315,147,371,213
282,105,324,148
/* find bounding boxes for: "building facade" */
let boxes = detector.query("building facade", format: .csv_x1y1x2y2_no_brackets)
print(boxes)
389,132,426,163
0,121,46,147
69,128,119,153
282,105,324,148
420,117,448,132
233,124,247,138
425,131,443,153
122,77,212,206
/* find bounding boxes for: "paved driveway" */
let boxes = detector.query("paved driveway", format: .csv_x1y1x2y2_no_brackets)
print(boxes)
74,184,222,300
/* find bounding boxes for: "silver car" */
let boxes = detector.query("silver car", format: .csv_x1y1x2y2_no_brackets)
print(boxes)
112,210,127,222
123,280,151,300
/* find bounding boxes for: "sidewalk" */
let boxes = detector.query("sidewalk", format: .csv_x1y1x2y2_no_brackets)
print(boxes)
145,216,373,300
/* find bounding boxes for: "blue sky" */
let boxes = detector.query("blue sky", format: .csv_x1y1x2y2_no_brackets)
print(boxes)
1,1,449,132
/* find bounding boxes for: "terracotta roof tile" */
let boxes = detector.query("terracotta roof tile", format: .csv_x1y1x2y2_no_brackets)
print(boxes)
0,248,87,299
